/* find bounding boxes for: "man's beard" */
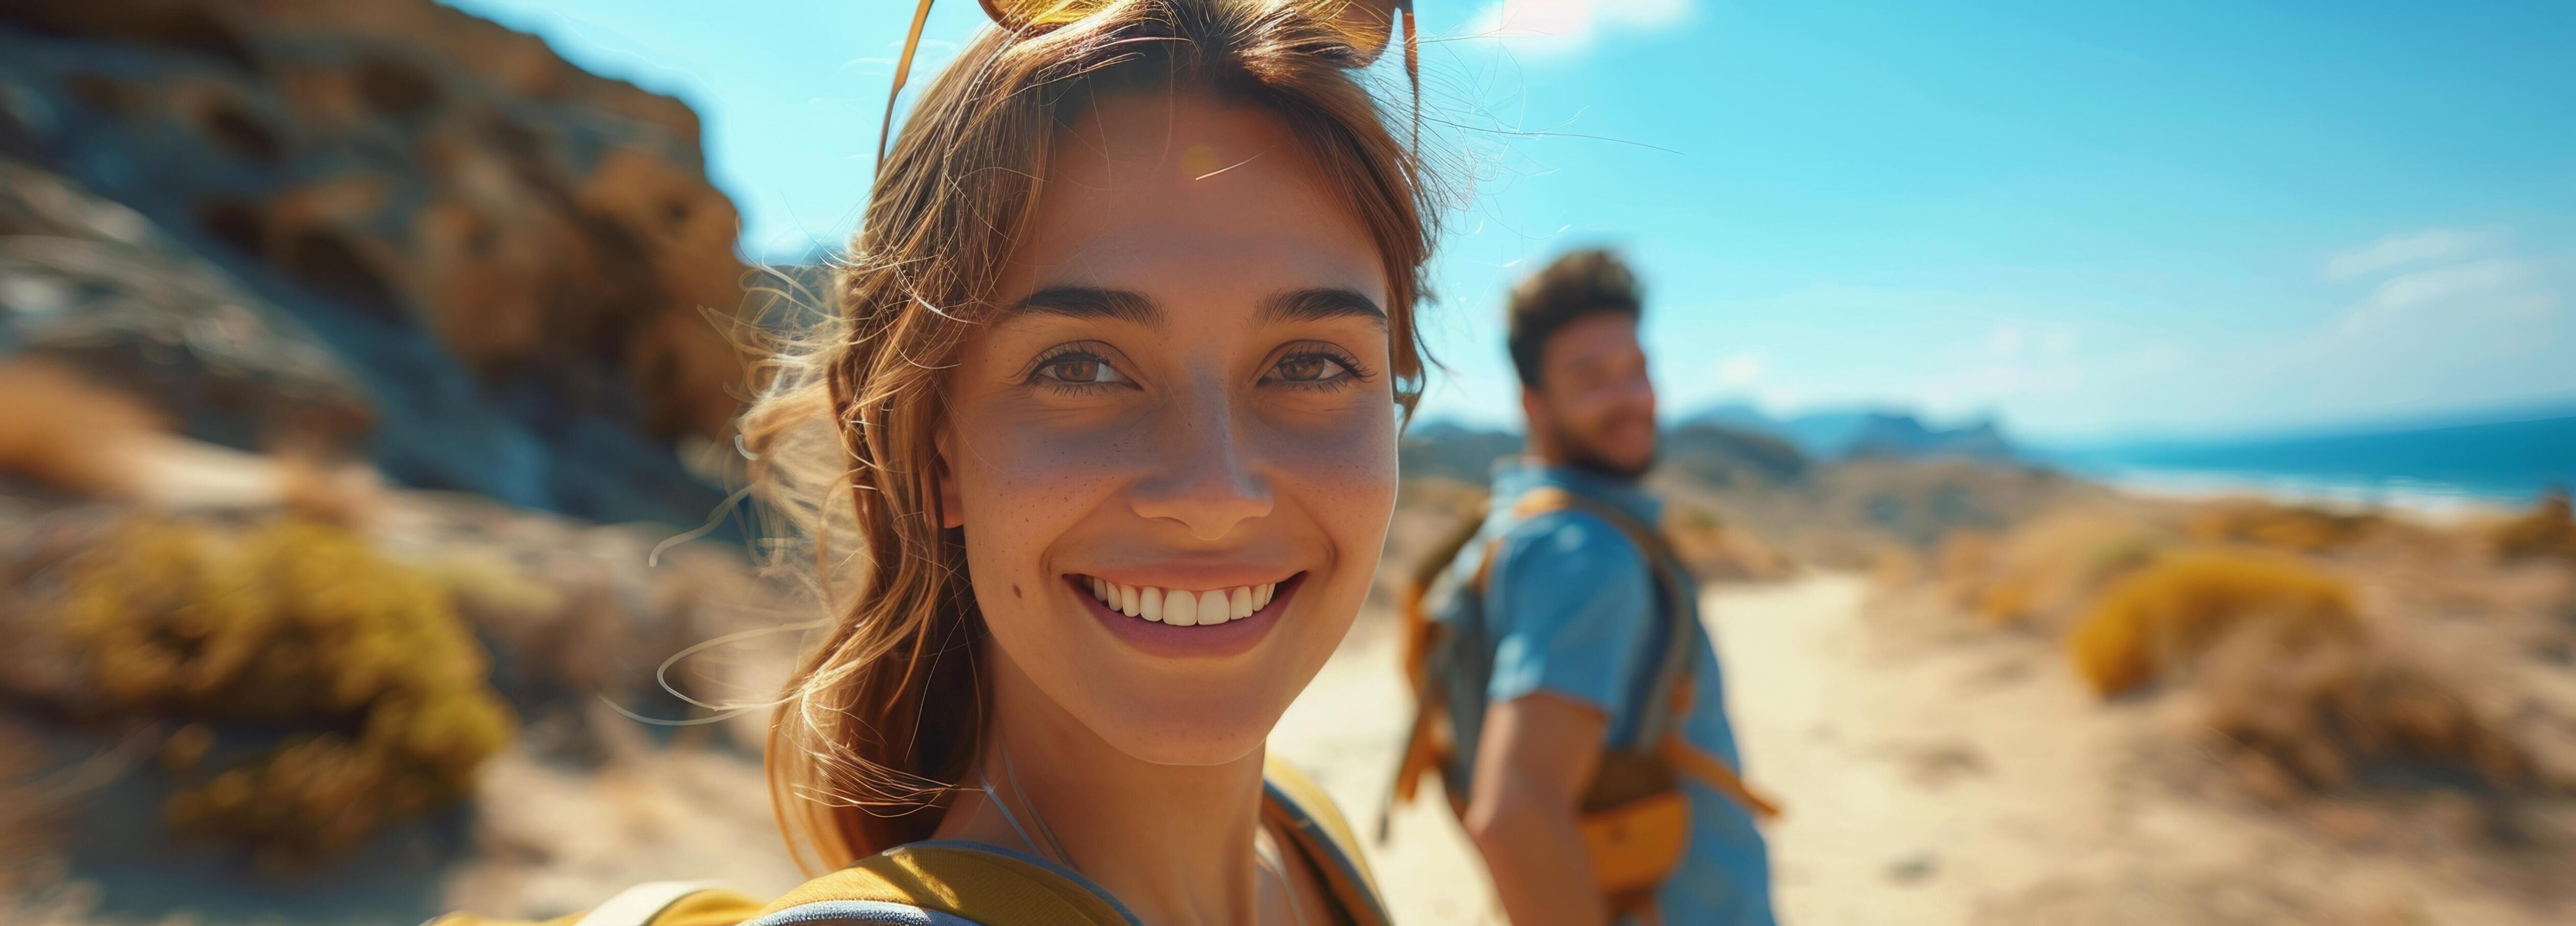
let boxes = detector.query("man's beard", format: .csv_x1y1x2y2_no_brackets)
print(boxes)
1541,415,1655,482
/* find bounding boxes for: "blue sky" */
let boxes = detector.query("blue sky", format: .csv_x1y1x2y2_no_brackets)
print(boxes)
444,0,2574,442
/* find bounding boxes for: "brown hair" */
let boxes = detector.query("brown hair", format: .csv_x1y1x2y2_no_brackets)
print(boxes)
1506,248,1642,387
739,0,1436,873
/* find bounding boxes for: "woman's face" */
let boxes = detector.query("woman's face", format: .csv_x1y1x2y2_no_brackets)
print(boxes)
938,92,1399,765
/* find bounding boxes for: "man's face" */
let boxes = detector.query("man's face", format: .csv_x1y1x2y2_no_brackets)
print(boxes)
1524,312,1657,478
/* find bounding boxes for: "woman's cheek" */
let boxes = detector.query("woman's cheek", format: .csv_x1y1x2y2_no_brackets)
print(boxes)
1267,398,1399,559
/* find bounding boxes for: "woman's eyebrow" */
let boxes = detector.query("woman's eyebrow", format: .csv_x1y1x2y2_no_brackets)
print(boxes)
1257,287,1387,328
1009,286,1162,326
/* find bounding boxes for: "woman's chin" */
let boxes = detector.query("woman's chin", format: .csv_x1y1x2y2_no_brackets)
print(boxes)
1077,687,1290,767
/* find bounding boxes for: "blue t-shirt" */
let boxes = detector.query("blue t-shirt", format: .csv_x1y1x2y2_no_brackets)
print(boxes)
1460,459,1776,926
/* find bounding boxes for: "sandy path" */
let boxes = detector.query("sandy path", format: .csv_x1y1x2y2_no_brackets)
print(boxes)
1276,573,2573,924
1266,577,1914,925
1710,576,2575,925
1700,574,2143,923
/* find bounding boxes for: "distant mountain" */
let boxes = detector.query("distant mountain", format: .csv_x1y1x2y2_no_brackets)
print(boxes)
2046,412,2576,500
1664,422,1810,486
1683,403,2016,462
1397,417,1813,488
1397,419,1521,485
1393,415,2089,564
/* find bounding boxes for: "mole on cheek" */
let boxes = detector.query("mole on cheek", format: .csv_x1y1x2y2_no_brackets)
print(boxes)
1013,583,1023,599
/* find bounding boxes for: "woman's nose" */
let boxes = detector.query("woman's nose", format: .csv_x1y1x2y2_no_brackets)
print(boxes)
1128,391,1274,541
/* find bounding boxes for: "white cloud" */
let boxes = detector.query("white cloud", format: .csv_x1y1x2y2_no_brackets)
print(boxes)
1985,323,2026,356
1985,323,2074,358
2338,257,2541,335
2368,258,2529,310
1717,353,1762,384
1465,0,1691,60
2324,227,2499,281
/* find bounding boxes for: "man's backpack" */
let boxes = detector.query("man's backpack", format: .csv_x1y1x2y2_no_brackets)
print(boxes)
433,759,1385,926
1382,486,1779,914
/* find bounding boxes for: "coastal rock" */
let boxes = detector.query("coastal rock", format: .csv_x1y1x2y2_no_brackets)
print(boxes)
0,0,751,525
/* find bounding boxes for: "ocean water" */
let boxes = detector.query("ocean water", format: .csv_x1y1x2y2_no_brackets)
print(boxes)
2043,413,2575,518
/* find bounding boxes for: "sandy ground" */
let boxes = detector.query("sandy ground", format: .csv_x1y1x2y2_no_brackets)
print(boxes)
1273,573,2574,925
29,572,2553,923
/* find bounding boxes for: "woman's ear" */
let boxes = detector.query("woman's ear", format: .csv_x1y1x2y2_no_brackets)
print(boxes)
934,428,965,530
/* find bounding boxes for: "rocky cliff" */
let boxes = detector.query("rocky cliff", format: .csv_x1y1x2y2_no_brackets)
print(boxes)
0,0,751,526
0,5,794,917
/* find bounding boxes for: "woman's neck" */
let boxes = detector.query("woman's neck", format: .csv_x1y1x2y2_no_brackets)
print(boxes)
931,650,1277,925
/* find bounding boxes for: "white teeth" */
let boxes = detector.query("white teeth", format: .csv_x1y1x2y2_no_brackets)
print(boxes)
1083,577,1286,625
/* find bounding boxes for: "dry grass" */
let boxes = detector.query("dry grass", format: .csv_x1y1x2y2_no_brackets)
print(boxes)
60,517,516,863
2196,619,2534,800
2051,543,2547,803
1931,506,2172,628
2493,490,2575,562
2067,549,2365,697
1666,500,1796,582
2188,497,2390,554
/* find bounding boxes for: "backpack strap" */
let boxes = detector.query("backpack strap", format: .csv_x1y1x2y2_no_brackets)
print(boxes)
425,885,762,926
746,843,1138,926
574,883,748,926
1263,757,1392,926
1385,497,1495,816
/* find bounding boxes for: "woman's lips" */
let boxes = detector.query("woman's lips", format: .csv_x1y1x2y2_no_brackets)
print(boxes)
1066,572,1304,660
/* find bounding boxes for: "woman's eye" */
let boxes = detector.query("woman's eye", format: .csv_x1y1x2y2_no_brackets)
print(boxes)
1270,354,1353,384
1036,354,1127,386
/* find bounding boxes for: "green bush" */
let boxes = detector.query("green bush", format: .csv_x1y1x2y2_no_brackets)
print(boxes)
64,519,515,861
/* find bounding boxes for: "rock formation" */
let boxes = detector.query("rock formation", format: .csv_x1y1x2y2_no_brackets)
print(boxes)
0,0,751,526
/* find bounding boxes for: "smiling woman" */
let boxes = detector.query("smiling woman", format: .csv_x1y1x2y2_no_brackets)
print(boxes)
426,3,1434,925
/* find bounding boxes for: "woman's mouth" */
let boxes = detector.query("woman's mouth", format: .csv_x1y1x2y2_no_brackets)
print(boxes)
1075,575,1281,626
1063,572,1304,659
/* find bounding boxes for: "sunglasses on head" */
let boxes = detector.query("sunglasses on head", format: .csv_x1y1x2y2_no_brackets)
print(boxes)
880,0,1419,167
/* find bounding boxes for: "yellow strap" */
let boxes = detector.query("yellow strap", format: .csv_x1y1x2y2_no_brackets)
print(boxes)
760,844,1132,925
428,886,761,926
1263,758,1392,926
1661,736,1783,821
1389,497,1493,810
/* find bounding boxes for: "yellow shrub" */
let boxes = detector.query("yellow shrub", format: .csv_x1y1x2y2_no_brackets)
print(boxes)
1931,510,2168,628
2188,498,2382,554
2493,489,2575,562
2067,550,2364,697
62,518,515,860
1665,503,1794,582
2195,620,2531,798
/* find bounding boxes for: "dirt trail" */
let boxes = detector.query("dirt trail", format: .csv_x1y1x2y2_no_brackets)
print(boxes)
1276,573,2568,924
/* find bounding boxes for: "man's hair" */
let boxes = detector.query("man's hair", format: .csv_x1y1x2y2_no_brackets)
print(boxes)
1506,248,1643,387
